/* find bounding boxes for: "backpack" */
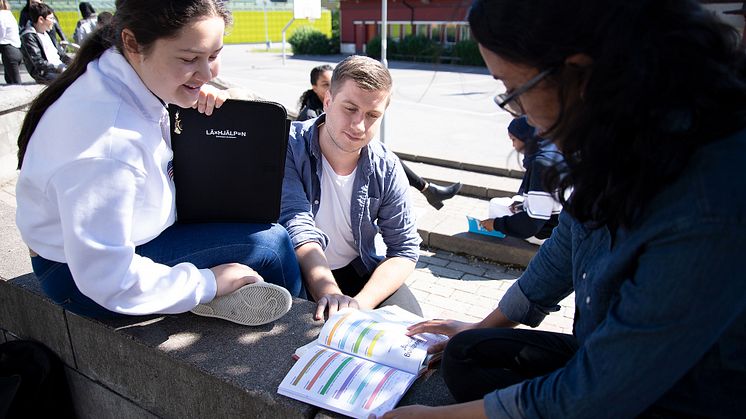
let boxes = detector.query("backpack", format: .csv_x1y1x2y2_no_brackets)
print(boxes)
0,340,75,418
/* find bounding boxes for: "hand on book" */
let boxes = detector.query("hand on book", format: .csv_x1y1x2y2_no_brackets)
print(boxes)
406,319,478,354
315,293,360,320
193,84,229,116
371,404,442,419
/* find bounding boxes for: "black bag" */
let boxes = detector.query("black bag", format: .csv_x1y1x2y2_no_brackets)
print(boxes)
0,340,75,418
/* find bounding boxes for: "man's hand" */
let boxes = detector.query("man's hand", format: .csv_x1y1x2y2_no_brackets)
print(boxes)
193,84,229,116
315,293,360,320
406,319,478,353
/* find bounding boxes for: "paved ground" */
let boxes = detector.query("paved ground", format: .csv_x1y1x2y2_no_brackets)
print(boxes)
0,45,575,334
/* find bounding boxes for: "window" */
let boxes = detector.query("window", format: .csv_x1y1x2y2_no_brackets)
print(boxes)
460,25,471,41
390,24,401,39
430,24,441,42
445,24,457,44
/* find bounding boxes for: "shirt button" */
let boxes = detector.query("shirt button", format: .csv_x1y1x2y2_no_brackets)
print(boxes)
585,296,591,304
314,200,319,205
582,272,587,279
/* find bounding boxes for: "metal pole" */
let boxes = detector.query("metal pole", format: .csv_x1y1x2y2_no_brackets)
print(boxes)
380,0,388,143
262,0,270,50
282,18,295,65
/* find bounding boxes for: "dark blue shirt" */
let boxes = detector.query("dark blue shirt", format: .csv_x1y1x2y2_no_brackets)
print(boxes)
487,127,746,418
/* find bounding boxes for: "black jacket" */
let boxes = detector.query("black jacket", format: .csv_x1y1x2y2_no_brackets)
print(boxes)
297,93,324,122
20,24,71,82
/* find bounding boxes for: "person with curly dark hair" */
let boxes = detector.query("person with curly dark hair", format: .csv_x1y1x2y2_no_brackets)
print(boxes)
379,0,746,417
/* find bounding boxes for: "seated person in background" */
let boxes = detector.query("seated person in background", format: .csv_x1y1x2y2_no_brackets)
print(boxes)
281,55,423,320
480,116,562,244
20,3,70,84
296,63,463,211
297,64,332,121
18,0,65,43
73,1,97,45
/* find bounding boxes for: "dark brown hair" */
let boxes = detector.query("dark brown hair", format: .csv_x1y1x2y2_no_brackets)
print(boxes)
17,0,232,169
469,0,746,228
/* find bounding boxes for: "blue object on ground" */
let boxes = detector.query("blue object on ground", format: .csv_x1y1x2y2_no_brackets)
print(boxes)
466,216,506,238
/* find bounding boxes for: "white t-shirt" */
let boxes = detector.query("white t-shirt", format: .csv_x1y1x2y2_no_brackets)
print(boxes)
314,156,358,269
38,30,62,67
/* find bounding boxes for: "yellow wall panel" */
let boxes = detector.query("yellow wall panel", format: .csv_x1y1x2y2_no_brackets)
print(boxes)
224,10,331,44
15,9,332,46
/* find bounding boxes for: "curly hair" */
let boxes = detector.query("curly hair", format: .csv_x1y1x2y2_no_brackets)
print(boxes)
469,0,746,228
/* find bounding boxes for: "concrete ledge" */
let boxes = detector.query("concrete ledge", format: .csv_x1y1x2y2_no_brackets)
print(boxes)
0,274,75,366
0,274,458,418
0,85,44,183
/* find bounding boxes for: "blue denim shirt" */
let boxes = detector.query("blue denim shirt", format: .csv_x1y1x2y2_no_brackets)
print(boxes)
279,116,420,275
487,127,746,418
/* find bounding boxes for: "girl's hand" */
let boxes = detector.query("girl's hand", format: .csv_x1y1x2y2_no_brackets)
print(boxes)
406,319,477,353
194,84,229,116
210,263,263,297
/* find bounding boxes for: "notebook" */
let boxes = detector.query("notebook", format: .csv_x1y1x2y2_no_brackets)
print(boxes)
169,99,290,223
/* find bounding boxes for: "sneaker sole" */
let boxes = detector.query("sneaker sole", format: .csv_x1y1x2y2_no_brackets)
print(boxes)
190,282,292,326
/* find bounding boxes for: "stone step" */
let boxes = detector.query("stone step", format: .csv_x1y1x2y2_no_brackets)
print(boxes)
411,190,539,268
400,157,523,200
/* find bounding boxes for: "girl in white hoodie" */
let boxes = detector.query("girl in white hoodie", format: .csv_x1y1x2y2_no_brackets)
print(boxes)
15,0,301,325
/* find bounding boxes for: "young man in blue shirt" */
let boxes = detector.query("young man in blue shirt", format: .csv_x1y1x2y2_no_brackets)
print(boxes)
280,55,422,321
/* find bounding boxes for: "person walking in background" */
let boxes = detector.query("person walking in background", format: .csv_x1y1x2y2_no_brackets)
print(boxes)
282,55,423,320
479,116,562,245
19,3,70,84
15,0,300,325
0,0,23,84
297,63,463,210
73,2,96,45
379,0,746,417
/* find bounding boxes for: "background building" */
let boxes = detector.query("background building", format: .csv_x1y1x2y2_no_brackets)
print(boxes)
339,0,470,54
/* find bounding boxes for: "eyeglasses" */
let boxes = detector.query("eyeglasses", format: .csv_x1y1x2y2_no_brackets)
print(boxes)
493,67,555,117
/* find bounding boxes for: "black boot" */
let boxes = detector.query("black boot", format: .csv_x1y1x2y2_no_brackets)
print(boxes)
422,181,462,210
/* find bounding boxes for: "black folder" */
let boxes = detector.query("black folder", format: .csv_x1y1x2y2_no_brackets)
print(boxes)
169,99,290,223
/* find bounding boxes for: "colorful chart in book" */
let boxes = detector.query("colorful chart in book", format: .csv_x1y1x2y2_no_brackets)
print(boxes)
324,312,408,358
287,347,414,415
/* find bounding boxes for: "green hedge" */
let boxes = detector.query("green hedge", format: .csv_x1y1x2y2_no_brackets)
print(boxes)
288,27,335,55
366,35,484,67
451,40,485,66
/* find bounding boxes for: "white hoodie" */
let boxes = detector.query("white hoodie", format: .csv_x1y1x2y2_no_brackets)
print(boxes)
16,48,216,315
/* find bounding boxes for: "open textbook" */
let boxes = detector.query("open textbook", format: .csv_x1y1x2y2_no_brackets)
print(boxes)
278,306,447,418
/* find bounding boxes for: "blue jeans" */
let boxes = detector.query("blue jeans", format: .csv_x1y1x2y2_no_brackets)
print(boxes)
32,222,301,319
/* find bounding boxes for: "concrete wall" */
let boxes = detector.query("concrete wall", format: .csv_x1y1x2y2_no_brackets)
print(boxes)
0,275,456,418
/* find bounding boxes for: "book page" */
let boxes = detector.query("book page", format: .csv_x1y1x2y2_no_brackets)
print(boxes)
278,346,417,419
316,306,446,374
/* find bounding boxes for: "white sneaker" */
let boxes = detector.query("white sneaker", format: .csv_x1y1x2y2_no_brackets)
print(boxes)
525,236,547,246
191,282,292,326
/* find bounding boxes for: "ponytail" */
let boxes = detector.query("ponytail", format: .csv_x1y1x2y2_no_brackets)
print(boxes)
297,89,316,110
17,0,231,170
17,23,116,169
